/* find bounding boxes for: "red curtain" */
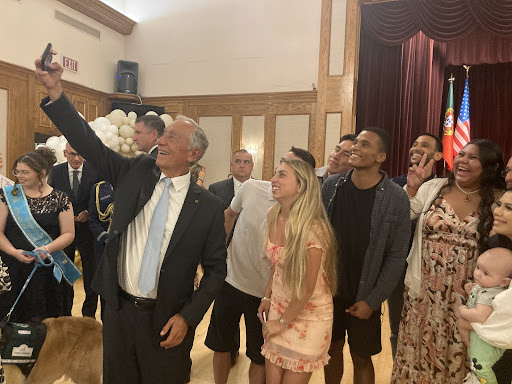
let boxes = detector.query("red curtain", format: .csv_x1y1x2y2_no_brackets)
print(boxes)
356,2,512,177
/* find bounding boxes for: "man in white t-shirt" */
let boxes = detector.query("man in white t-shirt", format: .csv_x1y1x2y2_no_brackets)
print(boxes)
205,149,315,384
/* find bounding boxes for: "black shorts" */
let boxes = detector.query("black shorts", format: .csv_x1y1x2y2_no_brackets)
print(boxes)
331,296,382,357
205,282,265,365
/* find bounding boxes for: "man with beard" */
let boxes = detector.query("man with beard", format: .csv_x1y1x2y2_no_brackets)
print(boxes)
391,133,443,188
315,134,356,186
387,132,443,359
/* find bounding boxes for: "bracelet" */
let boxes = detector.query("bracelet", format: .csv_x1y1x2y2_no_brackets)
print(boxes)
279,316,286,325
261,296,271,302
198,177,205,182
43,245,50,253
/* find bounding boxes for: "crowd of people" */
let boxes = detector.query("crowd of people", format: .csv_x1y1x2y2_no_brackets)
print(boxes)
0,49,512,384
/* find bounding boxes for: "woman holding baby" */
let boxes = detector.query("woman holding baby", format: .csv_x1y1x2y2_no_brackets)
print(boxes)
391,139,505,384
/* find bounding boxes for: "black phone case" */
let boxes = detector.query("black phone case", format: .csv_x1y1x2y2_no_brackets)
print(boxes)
41,43,52,71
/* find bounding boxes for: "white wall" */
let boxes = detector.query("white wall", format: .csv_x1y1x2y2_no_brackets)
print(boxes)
2,0,125,93
124,0,322,96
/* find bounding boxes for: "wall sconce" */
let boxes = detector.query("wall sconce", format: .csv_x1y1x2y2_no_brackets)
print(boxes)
247,145,259,156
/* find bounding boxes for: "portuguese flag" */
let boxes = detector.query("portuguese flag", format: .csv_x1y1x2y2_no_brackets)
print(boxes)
442,76,455,170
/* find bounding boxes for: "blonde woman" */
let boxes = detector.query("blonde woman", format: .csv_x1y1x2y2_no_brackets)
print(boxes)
258,158,337,384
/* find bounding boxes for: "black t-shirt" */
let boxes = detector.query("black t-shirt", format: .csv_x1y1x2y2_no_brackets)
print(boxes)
331,175,379,305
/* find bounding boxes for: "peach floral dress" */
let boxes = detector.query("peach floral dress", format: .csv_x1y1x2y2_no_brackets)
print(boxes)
261,231,333,372
392,197,479,383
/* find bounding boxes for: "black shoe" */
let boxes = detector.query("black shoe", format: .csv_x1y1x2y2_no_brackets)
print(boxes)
230,351,239,367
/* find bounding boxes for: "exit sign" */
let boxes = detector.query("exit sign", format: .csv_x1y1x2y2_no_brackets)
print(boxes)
62,56,78,72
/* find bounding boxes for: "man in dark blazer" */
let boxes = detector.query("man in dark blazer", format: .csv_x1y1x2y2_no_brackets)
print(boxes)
37,56,227,384
48,142,101,317
133,115,165,158
208,149,254,209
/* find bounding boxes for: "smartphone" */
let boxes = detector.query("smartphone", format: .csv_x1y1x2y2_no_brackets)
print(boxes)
41,43,53,71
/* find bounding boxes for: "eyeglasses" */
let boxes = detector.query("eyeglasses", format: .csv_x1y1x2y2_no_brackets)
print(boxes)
13,170,32,177
501,169,511,178
66,151,82,159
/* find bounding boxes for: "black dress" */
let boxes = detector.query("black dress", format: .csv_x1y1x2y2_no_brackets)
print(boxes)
0,188,70,322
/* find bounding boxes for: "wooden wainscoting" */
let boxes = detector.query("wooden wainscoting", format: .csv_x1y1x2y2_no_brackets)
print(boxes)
0,60,109,172
143,91,317,180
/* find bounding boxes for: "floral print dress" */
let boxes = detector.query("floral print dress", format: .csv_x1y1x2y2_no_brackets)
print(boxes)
261,231,333,372
392,197,479,383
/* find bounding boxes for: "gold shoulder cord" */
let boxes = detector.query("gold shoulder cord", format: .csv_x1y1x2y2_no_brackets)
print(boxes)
95,181,114,230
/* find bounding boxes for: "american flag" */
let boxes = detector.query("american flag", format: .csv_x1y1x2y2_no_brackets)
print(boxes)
453,78,470,154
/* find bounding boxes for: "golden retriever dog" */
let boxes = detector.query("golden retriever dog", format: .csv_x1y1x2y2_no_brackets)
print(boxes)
3,316,102,384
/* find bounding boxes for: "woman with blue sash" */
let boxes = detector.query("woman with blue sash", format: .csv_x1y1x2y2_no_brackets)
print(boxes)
0,147,74,322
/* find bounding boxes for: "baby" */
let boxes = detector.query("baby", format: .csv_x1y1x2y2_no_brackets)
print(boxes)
458,247,512,384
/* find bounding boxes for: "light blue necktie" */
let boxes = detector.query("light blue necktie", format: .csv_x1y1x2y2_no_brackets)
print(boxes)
138,177,172,295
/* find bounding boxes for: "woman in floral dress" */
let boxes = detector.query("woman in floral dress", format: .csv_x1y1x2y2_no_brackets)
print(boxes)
392,139,505,383
258,157,337,383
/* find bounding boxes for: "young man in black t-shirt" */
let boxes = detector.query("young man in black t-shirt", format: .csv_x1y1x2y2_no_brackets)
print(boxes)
322,127,410,384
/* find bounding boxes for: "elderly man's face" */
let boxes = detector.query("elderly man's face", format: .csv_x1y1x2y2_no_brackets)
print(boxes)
505,157,512,188
156,120,199,176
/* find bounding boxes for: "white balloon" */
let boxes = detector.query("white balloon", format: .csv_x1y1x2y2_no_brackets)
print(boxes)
96,130,106,144
121,144,131,153
118,137,125,145
122,117,131,125
135,150,143,156
109,136,120,146
59,135,67,143
113,145,120,152
111,109,127,119
145,111,158,116
129,120,136,128
119,125,134,138
127,111,137,120
125,137,133,145
94,117,110,128
106,132,114,141
131,143,138,152
109,115,123,128
109,125,119,135
45,136,60,149
160,114,173,127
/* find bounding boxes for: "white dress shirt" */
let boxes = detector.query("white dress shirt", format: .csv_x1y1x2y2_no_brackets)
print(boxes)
67,163,83,186
233,177,243,196
118,171,191,299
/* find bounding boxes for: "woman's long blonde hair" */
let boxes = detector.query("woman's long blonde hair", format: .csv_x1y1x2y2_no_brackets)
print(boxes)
266,158,337,299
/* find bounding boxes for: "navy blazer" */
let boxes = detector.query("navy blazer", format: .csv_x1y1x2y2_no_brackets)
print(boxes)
49,161,100,216
208,178,234,210
42,93,227,335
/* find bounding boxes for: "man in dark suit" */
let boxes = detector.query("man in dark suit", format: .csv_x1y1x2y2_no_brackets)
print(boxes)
207,149,254,366
208,149,254,210
48,142,101,317
37,55,227,384
133,115,165,158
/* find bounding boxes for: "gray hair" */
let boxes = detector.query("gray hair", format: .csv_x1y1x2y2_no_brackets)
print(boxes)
176,115,209,162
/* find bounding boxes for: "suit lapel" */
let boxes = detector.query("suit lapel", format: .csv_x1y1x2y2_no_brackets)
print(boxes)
163,182,201,261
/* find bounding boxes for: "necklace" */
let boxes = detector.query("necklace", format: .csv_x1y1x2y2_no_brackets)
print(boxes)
455,181,480,202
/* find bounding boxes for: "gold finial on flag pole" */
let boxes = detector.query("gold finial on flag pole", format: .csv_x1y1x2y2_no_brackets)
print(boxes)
449,73,455,82
463,65,471,78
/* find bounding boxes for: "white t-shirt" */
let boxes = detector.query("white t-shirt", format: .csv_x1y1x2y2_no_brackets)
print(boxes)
225,179,275,298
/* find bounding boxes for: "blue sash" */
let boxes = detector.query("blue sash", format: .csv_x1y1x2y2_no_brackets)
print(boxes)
2,185,81,285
